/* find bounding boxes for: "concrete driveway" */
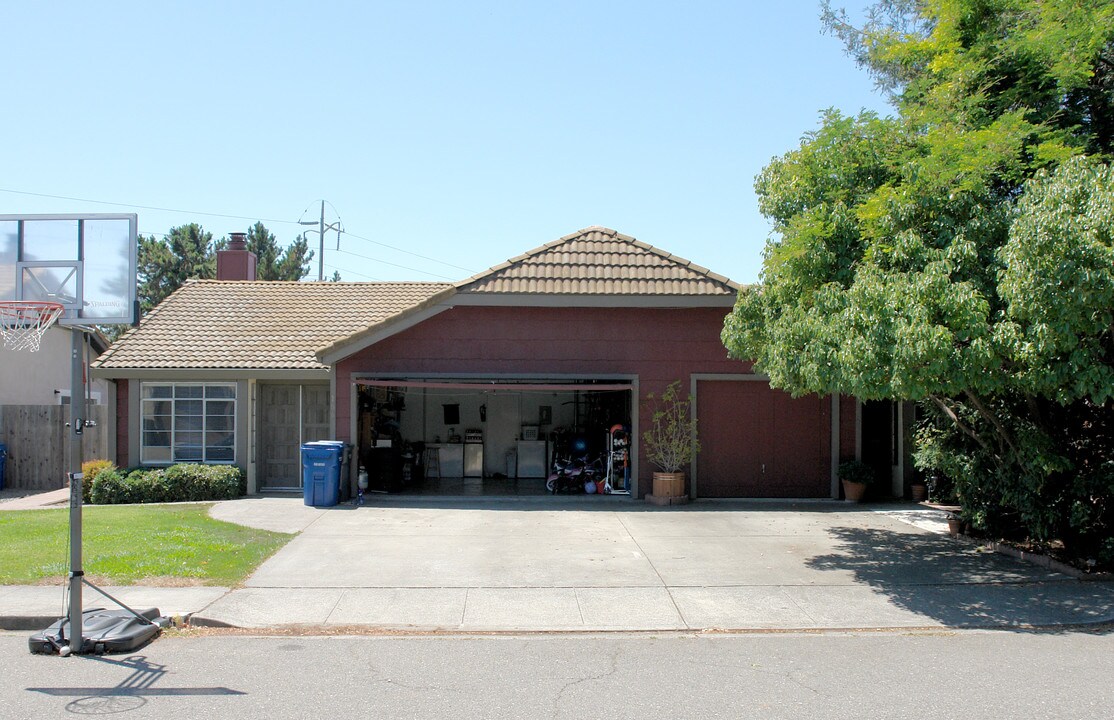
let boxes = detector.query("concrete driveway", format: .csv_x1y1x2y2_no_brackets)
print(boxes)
197,497,1114,632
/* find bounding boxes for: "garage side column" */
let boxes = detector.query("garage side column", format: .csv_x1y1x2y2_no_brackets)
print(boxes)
830,394,839,499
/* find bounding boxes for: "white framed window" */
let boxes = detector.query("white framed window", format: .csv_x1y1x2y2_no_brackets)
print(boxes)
141,382,236,464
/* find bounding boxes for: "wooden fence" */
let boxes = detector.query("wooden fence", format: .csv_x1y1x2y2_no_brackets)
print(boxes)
0,405,110,491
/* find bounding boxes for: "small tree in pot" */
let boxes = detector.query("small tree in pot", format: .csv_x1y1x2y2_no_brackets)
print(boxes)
643,381,700,502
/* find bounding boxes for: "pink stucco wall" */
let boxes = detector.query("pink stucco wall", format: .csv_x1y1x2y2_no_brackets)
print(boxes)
116,379,130,467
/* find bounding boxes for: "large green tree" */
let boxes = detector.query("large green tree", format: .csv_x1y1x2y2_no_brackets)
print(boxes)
137,222,314,312
241,221,314,282
723,0,1114,561
138,223,215,313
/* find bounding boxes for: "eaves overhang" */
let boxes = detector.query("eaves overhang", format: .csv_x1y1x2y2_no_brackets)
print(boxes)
90,367,333,382
449,293,738,308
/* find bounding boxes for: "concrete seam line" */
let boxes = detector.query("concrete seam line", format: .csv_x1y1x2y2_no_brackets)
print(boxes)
193,587,234,618
573,589,586,626
323,588,347,626
613,513,669,589
779,586,819,627
460,588,469,626
611,512,689,627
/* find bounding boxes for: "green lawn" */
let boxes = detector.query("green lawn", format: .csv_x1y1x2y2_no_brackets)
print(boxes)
0,504,294,586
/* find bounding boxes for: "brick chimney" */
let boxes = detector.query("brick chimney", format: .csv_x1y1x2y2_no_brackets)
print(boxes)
217,232,257,281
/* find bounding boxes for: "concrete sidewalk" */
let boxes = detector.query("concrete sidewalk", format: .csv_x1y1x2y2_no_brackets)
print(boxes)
3,495,1113,633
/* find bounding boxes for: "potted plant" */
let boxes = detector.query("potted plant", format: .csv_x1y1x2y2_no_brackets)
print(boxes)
837,460,874,503
910,479,928,503
642,381,700,504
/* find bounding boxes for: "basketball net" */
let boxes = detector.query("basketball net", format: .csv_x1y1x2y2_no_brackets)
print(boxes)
0,301,65,352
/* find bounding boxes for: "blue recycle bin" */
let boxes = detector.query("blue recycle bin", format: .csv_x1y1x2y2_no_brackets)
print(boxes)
301,443,342,507
306,441,352,502
0,442,7,490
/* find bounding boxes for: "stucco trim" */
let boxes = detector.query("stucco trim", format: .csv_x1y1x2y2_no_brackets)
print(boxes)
92,368,332,381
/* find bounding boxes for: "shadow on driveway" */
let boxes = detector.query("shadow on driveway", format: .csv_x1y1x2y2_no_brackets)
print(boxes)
806,526,1114,632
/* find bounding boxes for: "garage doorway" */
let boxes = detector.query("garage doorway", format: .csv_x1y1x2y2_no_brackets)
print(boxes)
353,379,633,496
695,378,831,498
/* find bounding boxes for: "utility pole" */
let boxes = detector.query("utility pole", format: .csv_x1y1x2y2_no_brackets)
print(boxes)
298,200,342,281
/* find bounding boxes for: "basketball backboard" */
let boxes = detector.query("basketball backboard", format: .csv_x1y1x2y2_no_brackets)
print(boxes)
0,214,138,326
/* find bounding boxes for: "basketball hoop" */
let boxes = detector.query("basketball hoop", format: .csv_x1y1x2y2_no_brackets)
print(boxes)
0,301,65,352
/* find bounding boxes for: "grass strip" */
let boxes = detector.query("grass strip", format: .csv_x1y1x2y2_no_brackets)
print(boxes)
0,503,294,586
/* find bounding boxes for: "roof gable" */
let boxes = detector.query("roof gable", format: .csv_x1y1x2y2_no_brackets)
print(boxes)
455,226,740,297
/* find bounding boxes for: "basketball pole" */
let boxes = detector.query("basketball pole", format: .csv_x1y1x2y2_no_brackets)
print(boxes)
67,328,86,654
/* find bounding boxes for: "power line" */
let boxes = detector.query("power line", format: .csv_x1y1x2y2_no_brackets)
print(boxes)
2,186,481,274
334,247,457,280
140,229,463,280
322,263,383,281
340,229,477,273
0,187,299,225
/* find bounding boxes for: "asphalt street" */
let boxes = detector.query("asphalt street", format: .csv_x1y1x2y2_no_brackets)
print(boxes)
4,628,1113,719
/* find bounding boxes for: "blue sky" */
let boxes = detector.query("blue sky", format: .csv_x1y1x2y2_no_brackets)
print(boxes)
1,1,890,285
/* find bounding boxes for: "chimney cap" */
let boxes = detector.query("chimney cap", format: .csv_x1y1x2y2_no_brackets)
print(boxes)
228,232,247,251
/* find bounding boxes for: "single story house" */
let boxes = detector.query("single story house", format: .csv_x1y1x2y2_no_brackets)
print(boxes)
93,227,912,499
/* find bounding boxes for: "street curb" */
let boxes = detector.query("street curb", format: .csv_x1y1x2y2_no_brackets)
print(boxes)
1,611,195,632
978,539,1113,581
0,615,60,632
948,531,1114,582
145,619,1114,635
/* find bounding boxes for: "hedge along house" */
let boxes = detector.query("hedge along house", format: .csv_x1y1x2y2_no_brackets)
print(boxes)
94,227,883,499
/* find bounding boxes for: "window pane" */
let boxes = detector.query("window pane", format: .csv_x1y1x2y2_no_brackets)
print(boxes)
142,385,173,399
145,415,173,427
176,415,203,432
143,431,170,447
143,446,171,463
206,447,234,462
206,400,235,418
175,385,203,399
175,399,203,416
206,385,235,399
206,431,235,448
174,446,203,462
175,431,203,446
205,415,234,432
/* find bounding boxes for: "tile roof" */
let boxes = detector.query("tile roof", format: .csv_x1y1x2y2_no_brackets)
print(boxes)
94,280,451,370
96,227,741,371
456,226,740,296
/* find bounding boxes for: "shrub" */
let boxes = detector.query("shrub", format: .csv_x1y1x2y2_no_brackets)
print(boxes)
837,460,875,486
89,469,128,505
88,464,244,505
80,459,117,504
163,464,245,501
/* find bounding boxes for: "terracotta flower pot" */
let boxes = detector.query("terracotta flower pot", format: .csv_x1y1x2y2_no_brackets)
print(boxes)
842,479,867,503
947,516,963,536
911,484,928,502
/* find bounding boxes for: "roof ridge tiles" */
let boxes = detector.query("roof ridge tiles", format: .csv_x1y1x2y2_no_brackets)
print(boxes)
455,227,739,296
